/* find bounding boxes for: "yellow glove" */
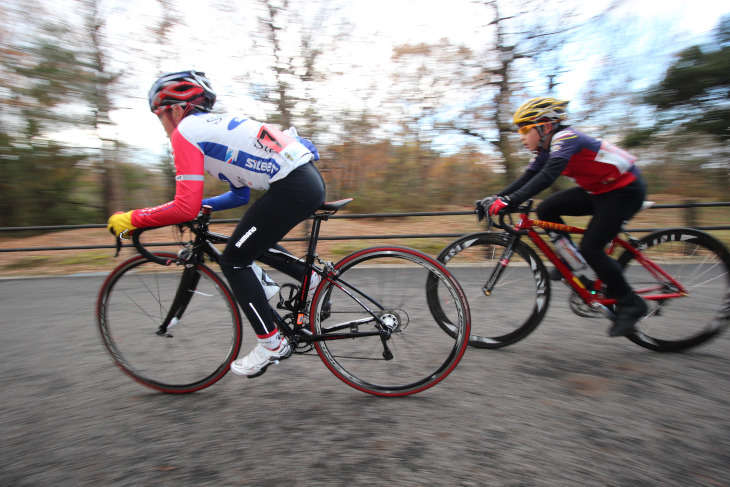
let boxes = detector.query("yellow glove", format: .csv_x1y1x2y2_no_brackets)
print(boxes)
107,211,137,239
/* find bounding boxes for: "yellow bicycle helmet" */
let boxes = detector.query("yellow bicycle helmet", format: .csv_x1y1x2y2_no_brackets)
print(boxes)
513,97,569,125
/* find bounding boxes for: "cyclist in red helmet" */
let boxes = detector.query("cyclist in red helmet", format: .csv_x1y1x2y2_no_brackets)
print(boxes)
477,97,648,337
108,70,326,377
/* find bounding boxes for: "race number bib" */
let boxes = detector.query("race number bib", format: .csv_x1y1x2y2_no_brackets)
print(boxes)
256,124,309,163
595,141,637,174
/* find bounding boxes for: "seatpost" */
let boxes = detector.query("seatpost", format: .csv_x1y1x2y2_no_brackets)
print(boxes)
292,212,327,328
305,213,326,266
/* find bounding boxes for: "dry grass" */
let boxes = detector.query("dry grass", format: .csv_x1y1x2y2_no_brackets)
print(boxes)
1,195,727,277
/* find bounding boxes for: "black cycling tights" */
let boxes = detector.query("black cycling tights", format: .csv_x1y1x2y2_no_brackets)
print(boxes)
536,178,646,302
219,162,326,336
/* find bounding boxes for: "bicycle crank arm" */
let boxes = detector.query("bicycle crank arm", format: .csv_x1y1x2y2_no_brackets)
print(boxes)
592,303,616,321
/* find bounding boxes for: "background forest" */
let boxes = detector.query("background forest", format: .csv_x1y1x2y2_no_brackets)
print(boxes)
1,0,729,228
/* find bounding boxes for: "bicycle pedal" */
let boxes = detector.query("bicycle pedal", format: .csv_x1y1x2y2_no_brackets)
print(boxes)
568,292,603,318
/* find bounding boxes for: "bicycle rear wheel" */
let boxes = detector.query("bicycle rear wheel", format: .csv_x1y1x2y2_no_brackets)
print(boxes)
428,232,551,348
310,247,470,396
617,228,730,352
96,252,243,393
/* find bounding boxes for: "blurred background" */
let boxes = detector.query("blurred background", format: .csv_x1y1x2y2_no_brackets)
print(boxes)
1,0,729,226
2,6,729,485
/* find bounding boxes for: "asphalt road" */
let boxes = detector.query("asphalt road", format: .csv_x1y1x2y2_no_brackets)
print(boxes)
1,274,729,486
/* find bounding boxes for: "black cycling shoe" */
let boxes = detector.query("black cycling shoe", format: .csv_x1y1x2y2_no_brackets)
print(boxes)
608,294,648,337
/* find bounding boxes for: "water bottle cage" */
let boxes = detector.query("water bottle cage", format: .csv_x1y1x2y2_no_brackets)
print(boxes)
277,283,300,312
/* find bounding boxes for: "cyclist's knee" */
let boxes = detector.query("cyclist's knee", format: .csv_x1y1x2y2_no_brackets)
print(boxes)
579,242,608,265
536,201,560,222
219,255,254,278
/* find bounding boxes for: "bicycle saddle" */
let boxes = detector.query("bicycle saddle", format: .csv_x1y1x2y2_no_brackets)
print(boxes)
320,198,353,212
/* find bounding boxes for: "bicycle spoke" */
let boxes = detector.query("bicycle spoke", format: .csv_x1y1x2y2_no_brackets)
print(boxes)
619,229,730,351
97,254,243,393
312,247,469,396
431,233,550,348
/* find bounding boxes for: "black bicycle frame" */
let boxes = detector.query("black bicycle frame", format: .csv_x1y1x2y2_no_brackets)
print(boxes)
131,206,397,354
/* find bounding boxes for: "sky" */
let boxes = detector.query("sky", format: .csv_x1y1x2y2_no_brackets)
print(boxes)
39,0,730,159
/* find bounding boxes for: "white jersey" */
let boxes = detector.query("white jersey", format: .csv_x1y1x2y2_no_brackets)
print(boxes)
177,113,314,191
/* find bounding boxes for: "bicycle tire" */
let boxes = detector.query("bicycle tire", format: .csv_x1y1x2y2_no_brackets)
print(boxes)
617,228,730,352
310,247,470,396
96,252,243,393
428,232,551,348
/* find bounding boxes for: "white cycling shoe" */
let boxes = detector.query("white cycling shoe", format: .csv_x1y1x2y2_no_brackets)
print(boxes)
230,338,292,378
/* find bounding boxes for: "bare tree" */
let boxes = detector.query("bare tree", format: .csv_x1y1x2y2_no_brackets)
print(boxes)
380,0,585,187
81,0,123,214
147,0,179,201
462,0,586,183
0,0,104,225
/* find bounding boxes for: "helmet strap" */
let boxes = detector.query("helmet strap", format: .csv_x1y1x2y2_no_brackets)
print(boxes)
160,108,178,128
180,103,199,119
160,103,197,129
536,123,553,149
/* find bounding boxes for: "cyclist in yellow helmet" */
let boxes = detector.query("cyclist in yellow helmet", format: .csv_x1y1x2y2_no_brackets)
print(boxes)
477,97,648,336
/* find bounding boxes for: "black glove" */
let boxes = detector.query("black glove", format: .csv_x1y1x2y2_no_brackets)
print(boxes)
475,196,497,222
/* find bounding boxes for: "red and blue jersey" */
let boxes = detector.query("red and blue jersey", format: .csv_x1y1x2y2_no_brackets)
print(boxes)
527,127,637,194
130,113,315,228
504,127,639,205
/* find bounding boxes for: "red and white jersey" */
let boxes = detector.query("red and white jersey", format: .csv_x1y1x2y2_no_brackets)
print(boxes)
131,113,314,228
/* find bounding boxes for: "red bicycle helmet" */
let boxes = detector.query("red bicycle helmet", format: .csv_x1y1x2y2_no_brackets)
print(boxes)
148,70,216,113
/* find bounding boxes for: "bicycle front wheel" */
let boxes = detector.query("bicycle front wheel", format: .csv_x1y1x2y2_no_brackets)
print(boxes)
618,228,730,352
96,252,243,393
428,232,551,348
311,247,470,396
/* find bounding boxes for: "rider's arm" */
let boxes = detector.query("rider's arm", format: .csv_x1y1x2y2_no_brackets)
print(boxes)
505,156,569,205
130,129,205,227
202,185,251,211
498,169,539,197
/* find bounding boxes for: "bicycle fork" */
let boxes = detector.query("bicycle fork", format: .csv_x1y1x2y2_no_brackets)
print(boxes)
157,265,201,337
482,234,520,296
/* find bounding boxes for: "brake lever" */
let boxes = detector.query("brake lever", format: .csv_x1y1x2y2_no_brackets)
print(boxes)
474,201,487,223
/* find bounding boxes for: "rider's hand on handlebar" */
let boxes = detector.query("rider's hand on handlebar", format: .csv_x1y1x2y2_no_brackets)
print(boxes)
488,196,511,216
107,211,137,239
475,196,496,222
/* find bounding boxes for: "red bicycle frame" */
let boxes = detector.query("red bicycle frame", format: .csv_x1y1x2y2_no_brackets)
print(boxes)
508,209,688,310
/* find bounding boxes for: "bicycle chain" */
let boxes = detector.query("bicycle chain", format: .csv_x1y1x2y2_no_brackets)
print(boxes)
294,349,387,361
291,308,389,361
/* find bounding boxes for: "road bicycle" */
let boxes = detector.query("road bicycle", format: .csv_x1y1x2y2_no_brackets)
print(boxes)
426,200,730,352
96,199,470,396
